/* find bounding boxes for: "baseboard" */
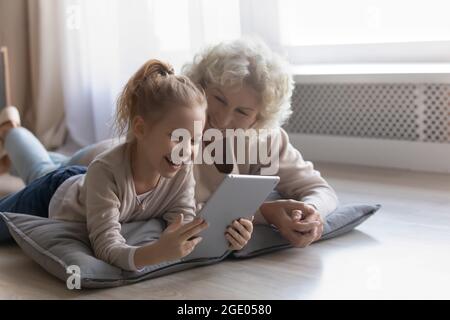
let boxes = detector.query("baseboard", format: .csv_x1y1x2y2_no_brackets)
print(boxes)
289,133,450,173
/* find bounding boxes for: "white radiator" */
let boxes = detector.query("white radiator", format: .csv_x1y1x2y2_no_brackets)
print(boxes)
285,76,450,173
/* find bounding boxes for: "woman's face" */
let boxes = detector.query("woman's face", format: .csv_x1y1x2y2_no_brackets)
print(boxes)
204,84,262,131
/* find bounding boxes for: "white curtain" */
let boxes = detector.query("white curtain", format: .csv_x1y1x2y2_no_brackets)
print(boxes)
57,0,243,146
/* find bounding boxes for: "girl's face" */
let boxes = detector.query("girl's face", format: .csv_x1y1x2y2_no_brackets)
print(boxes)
204,84,262,131
133,105,205,178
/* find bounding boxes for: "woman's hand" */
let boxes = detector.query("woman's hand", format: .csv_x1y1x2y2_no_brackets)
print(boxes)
260,200,323,248
225,217,254,251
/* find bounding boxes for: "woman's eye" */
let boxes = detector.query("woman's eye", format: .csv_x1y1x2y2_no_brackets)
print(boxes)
214,96,226,105
236,109,248,116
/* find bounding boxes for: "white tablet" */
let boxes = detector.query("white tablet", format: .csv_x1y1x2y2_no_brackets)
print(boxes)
184,174,280,260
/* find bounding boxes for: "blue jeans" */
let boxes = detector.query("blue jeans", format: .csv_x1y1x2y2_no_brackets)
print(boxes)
0,127,88,242
0,165,86,242
6,128,116,184
5,127,91,185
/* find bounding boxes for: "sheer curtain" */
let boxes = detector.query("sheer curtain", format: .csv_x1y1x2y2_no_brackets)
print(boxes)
23,0,450,147
59,0,242,146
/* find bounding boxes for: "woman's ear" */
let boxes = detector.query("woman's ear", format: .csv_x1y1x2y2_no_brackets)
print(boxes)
132,116,147,140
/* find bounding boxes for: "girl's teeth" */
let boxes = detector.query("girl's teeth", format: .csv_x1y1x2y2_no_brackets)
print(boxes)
166,156,181,167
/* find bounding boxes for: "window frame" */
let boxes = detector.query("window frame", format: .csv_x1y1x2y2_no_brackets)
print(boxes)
239,0,450,65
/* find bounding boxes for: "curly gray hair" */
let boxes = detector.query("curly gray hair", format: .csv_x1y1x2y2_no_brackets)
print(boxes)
182,37,294,128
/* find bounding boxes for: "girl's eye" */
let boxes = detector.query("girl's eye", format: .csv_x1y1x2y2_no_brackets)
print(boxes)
170,134,182,142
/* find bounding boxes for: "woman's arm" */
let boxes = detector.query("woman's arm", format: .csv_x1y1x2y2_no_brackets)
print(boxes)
251,128,338,246
268,128,338,217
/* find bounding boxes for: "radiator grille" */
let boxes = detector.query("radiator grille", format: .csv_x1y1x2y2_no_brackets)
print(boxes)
285,83,450,143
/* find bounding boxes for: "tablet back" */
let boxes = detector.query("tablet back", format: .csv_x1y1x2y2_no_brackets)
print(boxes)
184,174,279,260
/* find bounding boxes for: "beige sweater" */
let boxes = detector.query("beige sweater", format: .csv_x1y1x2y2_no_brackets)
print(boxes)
48,142,196,271
193,128,339,223
69,128,339,221
53,128,338,270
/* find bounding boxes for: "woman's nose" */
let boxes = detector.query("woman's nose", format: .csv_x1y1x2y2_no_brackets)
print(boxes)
214,110,234,130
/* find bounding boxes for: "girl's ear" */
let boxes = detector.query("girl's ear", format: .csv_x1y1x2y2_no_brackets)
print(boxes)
131,116,147,140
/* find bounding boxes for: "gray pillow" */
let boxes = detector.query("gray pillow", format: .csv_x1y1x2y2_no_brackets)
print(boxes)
232,203,380,258
0,203,380,289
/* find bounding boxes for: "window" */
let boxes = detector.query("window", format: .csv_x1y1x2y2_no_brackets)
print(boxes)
242,0,450,64
279,0,450,46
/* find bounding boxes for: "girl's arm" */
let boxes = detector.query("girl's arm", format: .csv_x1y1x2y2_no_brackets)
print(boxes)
85,162,208,271
85,162,142,271
168,165,255,251
162,164,197,223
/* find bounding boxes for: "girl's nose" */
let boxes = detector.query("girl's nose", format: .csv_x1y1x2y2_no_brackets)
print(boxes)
186,143,192,156
182,143,194,163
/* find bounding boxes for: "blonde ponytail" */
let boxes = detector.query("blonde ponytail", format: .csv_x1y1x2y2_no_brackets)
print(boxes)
115,59,201,139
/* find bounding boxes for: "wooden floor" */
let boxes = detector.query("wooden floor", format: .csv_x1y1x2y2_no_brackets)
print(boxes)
0,162,449,299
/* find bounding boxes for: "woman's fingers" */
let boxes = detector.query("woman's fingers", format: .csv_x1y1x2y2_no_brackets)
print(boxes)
281,229,301,247
263,200,322,248
283,200,315,213
301,206,320,219
313,223,324,242
291,209,302,222
312,228,321,242
278,206,298,226
285,229,315,248
286,217,322,247
296,209,324,242
291,220,320,233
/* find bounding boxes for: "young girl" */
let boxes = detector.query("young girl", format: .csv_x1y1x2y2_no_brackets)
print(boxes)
0,59,254,271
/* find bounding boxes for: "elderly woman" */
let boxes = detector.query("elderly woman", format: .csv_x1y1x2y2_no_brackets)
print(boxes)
2,38,338,248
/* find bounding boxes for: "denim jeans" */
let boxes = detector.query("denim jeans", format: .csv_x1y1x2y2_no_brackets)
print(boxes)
0,165,87,242
1,126,90,242
6,127,113,184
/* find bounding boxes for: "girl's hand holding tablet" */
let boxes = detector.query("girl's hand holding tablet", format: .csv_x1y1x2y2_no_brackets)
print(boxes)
157,214,209,260
225,217,254,251
135,214,208,268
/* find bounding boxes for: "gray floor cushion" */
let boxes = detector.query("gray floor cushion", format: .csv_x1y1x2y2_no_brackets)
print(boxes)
0,203,380,289
232,203,381,258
